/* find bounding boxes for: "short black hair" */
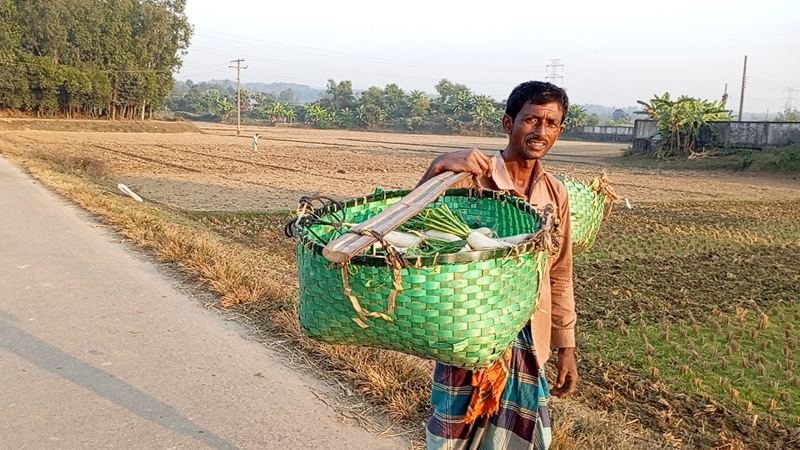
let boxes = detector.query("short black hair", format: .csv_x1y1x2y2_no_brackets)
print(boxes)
505,81,569,123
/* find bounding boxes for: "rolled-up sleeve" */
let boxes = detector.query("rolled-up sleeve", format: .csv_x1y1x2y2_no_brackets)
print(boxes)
549,185,576,349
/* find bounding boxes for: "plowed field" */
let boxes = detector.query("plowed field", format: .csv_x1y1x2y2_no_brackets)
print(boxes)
2,122,798,211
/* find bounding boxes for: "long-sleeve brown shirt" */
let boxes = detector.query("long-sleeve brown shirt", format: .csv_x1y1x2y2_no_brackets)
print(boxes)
434,151,576,366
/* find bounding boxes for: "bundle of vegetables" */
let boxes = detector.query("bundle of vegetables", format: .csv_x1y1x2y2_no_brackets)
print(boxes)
362,204,536,256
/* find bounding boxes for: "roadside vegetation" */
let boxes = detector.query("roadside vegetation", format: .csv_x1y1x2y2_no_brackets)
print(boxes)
3,135,798,449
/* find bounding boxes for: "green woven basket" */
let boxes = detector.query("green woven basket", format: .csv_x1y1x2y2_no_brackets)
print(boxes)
556,175,616,251
292,188,549,370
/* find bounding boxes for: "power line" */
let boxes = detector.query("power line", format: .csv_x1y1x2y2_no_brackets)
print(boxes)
187,45,520,87
748,76,800,87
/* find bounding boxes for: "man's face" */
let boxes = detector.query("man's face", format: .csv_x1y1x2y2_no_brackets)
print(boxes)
502,101,565,160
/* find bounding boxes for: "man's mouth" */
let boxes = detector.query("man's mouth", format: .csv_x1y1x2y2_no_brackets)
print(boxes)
526,138,546,148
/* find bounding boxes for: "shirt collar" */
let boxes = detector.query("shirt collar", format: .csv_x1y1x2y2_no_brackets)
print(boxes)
490,151,546,197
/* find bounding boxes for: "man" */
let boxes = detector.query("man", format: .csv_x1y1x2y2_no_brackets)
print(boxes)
422,81,577,450
252,133,259,152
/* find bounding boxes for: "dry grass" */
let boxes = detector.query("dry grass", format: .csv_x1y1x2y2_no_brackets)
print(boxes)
549,399,674,450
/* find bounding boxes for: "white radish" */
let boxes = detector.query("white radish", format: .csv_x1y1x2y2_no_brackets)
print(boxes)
422,229,461,242
499,233,533,246
384,231,423,248
472,227,494,237
467,231,514,250
458,244,473,253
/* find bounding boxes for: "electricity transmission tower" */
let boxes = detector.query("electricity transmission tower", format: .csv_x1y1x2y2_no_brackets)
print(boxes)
783,87,797,117
545,59,563,86
229,59,247,136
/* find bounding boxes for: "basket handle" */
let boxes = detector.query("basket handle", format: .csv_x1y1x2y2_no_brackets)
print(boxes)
322,171,471,263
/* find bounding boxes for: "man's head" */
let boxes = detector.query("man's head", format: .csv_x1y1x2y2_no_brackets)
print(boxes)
502,81,569,160
505,81,569,123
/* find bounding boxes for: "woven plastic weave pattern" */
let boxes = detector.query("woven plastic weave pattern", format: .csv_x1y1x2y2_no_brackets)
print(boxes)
295,190,548,370
557,176,607,251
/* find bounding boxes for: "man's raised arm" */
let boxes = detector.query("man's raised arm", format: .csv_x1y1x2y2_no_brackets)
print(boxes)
416,148,494,187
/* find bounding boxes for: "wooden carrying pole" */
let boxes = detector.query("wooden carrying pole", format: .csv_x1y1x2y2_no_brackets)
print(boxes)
322,171,471,264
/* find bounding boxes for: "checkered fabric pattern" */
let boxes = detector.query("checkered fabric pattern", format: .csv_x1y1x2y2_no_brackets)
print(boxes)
426,325,551,450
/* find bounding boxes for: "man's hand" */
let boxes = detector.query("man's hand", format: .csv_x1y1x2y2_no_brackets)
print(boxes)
428,148,493,179
550,347,578,398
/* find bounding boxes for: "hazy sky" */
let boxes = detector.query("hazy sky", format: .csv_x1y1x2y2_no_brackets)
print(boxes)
176,0,800,114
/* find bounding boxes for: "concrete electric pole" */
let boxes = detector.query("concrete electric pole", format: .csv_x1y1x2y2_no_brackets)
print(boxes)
229,59,247,136
738,55,747,121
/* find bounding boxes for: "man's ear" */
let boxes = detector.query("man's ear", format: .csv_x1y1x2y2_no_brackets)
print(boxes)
502,114,513,134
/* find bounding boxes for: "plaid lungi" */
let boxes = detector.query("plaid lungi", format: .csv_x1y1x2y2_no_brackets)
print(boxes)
426,325,551,450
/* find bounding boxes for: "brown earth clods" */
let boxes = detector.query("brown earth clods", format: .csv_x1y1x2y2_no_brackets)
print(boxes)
2,121,799,214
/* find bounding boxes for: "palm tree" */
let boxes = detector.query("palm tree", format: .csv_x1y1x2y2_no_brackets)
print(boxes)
564,104,588,131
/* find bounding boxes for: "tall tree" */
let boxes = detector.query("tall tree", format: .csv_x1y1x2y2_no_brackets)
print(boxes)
326,79,355,111
5,0,192,118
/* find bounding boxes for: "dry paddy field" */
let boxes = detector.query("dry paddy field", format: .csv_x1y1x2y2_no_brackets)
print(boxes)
2,120,800,449
2,121,798,212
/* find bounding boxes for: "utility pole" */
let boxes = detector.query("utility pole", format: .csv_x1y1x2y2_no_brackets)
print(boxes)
229,59,247,136
545,59,564,86
738,55,747,121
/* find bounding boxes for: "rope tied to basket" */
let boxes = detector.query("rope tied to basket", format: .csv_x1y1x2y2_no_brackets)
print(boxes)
590,174,619,219
350,230,410,321
284,194,347,240
527,204,561,256
340,263,394,329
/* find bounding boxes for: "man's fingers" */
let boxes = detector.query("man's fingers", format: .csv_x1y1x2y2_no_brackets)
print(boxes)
556,368,567,388
553,373,579,398
556,381,577,399
470,150,490,177
470,159,487,176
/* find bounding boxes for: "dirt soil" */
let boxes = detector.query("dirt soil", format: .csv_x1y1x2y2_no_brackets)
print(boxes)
2,122,798,212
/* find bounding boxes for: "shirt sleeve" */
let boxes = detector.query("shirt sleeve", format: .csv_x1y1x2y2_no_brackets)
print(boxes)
549,182,576,349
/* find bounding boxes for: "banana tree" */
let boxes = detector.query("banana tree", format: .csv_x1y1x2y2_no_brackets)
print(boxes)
267,101,293,123
637,93,732,158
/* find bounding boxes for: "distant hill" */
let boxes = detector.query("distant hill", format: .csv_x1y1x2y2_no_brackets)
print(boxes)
202,80,325,104
581,104,641,121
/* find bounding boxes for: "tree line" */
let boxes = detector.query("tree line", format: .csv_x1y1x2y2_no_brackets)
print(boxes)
0,0,192,119
166,78,509,136
166,78,647,136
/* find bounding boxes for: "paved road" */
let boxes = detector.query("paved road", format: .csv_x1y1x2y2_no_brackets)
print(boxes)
0,155,406,450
